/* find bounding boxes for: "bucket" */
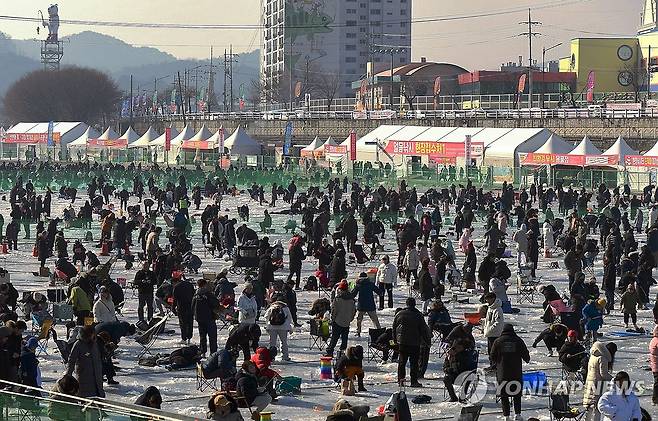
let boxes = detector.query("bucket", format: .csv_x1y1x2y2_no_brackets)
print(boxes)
320,357,333,380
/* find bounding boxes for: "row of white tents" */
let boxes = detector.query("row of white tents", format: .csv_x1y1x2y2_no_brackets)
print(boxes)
298,124,652,169
67,124,261,155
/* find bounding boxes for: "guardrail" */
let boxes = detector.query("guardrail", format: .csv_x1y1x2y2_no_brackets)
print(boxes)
131,107,658,123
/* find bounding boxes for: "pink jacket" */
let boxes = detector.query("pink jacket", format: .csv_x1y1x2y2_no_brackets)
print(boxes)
650,327,658,373
458,231,470,254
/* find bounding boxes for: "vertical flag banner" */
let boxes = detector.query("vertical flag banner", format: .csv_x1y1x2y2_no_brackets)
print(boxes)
219,126,225,154
170,89,177,113
349,130,357,161
152,90,158,113
121,98,130,117
517,74,527,93
283,121,293,156
47,121,54,147
165,127,172,152
586,71,596,103
464,135,472,168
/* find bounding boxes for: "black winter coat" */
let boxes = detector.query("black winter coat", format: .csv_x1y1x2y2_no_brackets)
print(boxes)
489,325,530,383
173,280,194,315
392,307,430,347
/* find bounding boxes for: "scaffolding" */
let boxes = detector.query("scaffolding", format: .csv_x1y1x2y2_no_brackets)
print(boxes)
41,40,63,71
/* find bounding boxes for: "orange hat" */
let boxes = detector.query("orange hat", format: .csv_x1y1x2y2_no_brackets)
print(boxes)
338,280,348,290
567,330,578,338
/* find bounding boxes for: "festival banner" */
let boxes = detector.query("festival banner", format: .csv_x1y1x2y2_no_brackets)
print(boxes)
218,126,225,154
429,155,457,165
464,135,472,165
384,140,484,157
181,140,212,150
520,153,618,166
586,71,596,103
165,128,172,152
47,121,55,147
152,90,158,113
517,74,527,93
4,132,61,144
283,122,293,156
87,138,128,148
325,144,348,155
349,130,357,161
624,155,658,167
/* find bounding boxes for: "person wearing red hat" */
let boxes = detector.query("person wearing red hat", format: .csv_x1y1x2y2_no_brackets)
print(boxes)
558,330,587,376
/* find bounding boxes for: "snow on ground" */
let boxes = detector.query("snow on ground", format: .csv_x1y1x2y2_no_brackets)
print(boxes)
4,190,658,421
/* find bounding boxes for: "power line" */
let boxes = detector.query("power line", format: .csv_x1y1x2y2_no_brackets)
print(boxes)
0,0,589,31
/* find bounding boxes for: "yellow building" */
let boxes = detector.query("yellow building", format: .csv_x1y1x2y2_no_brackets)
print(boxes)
638,0,658,91
558,38,642,93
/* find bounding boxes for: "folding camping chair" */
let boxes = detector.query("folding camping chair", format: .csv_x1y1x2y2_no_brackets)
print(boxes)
516,261,541,304
308,318,330,351
196,363,218,392
366,327,388,362
549,394,585,421
431,329,450,358
135,315,168,358
31,314,54,356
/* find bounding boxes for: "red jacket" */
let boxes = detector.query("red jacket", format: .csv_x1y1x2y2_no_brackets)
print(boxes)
250,347,278,379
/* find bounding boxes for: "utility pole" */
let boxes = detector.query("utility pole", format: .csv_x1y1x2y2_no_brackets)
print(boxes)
649,45,652,99
519,8,541,108
129,75,133,127
208,46,214,113
177,71,186,125
223,46,239,112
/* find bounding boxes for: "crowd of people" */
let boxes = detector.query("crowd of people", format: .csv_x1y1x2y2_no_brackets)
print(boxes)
0,162,656,421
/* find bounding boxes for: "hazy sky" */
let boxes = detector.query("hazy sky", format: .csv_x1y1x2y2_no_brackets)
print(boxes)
0,0,646,69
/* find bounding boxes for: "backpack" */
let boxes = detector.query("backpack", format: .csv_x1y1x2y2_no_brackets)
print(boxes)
269,305,286,326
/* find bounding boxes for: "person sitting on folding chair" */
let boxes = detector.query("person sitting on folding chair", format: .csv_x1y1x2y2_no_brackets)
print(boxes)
251,346,280,400
203,347,239,391
373,327,398,363
335,345,367,393
558,330,587,377
443,337,477,402
427,300,458,338
234,360,272,415
532,323,568,357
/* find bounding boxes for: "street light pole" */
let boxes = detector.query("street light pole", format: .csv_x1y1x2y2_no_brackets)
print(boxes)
542,42,562,108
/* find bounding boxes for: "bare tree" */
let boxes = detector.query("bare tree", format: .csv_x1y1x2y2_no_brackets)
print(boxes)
309,69,341,111
401,78,430,113
3,66,121,125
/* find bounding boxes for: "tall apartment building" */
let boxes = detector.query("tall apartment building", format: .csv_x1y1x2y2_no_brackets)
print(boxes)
260,0,412,100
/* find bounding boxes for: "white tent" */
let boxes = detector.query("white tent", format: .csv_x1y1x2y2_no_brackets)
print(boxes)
533,134,574,155
485,128,554,167
169,124,195,146
602,136,638,162
150,125,180,147
187,124,213,142
97,127,119,141
301,136,324,157
642,139,658,157
224,126,261,155
569,136,602,155
128,127,159,149
117,127,140,145
68,126,102,147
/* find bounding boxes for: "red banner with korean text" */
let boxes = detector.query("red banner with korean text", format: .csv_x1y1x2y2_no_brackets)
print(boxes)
165,128,172,152
87,138,128,148
429,155,457,165
624,155,658,167
384,140,484,157
520,153,617,166
325,144,347,154
349,130,357,161
4,132,61,144
181,140,212,150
